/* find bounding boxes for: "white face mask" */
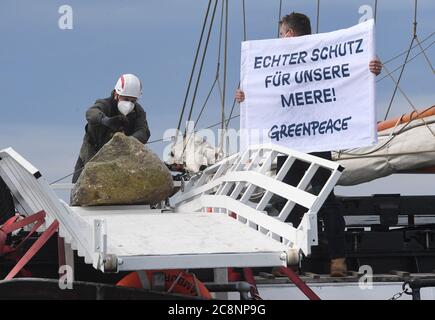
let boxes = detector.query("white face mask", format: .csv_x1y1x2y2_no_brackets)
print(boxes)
117,100,135,115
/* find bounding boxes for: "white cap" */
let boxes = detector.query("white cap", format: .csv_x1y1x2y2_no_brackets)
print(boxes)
114,74,142,98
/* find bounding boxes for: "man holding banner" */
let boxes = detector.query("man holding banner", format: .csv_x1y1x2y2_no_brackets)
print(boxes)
236,12,382,276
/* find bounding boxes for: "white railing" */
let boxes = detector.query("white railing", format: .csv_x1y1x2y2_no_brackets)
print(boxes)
0,148,95,265
171,144,343,256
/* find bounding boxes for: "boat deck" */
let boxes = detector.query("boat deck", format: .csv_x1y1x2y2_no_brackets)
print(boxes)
70,205,289,270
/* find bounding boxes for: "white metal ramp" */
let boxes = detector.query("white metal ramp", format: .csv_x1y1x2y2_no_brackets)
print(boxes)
0,144,341,273
171,144,343,256
71,205,290,270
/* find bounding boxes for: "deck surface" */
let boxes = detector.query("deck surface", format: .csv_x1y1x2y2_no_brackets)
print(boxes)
71,206,288,257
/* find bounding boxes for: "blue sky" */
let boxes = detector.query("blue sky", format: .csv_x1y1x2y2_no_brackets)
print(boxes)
0,0,434,195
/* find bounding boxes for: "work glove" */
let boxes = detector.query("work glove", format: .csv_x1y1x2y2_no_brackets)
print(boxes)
101,115,127,131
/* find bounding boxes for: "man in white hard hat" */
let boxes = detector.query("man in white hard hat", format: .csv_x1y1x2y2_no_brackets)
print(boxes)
72,74,151,183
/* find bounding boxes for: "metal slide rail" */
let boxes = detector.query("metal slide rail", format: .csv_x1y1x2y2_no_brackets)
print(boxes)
171,144,343,256
0,148,95,265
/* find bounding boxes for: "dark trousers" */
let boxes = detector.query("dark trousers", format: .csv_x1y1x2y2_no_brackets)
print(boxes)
277,153,345,259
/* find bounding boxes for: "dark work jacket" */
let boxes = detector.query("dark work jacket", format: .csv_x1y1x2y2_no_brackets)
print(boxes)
73,96,150,181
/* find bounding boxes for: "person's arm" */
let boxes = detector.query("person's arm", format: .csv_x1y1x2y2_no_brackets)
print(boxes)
131,106,151,144
86,100,127,131
86,101,107,125
369,58,382,76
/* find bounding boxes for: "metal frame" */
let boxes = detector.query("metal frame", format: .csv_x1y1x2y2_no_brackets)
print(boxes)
0,145,342,275
5,218,59,280
171,144,343,256
116,252,286,272
0,147,296,273
0,148,95,264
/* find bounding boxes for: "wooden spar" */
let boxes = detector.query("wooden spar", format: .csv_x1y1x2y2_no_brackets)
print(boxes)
377,105,435,132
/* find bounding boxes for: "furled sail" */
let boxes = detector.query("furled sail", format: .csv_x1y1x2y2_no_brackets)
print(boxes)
334,106,435,186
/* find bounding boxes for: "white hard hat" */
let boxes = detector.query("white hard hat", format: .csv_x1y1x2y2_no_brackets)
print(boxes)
114,74,142,98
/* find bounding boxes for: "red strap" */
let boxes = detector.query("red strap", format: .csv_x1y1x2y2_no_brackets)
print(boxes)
0,215,19,253
1,211,46,234
2,215,19,228
12,218,46,252
5,220,59,280
278,267,321,300
0,211,46,255
243,268,262,300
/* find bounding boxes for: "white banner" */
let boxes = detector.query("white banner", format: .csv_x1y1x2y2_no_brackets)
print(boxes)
240,19,377,153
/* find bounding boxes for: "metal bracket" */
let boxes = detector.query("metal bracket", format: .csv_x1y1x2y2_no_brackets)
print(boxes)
93,219,115,272
93,219,107,255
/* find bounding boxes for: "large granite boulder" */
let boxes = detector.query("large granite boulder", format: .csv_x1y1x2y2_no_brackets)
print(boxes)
71,133,173,206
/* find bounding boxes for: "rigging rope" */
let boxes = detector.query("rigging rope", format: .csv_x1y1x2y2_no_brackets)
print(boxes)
225,0,248,130
220,0,229,154
377,39,435,82
176,0,212,132
384,38,416,120
382,63,435,137
415,36,435,73
242,0,247,41
50,2,433,184
194,78,219,130
190,33,432,141
216,0,225,76
383,0,420,120
185,0,219,128
374,0,378,23
337,149,435,161
189,0,225,131
277,0,283,37
179,0,224,159
51,114,243,184
194,0,225,129
207,113,240,130
337,107,435,157
50,170,80,185
382,32,433,65
316,0,320,33
225,94,239,129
